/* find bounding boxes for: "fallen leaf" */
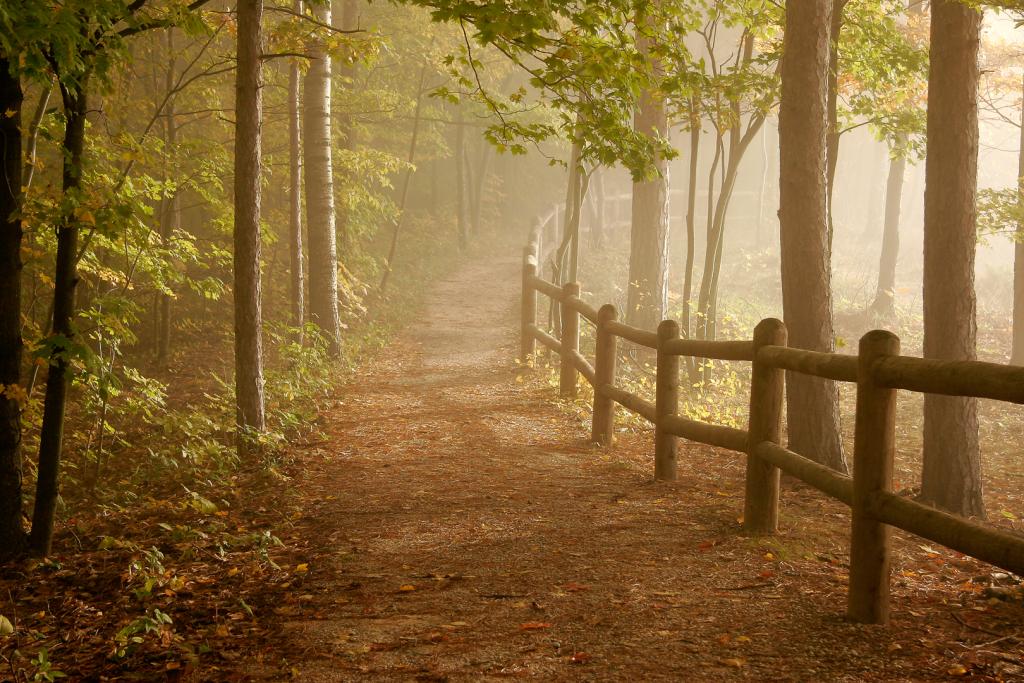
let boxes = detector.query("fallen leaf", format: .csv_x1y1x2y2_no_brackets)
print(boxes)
948,664,968,676
399,584,416,592
520,622,552,630
0,615,12,637
571,651,590,664
722,658,746,668
294,563,309,573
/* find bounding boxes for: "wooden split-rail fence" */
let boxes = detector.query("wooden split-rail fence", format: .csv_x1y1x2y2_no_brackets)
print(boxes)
521,209,1024,625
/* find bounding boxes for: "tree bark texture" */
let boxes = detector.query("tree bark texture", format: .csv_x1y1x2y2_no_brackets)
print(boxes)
778,0,847,473
0,57,26,560
30,87,87,556
233,0,267,454
288,0,304,333
626,9,670,331
920,0,984,518
304,0,342,355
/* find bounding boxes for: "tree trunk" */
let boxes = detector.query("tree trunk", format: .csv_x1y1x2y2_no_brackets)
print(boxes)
0,57,26,561
920,0,983,518
22,81,51,191
869,147,905,317
336,0,358,256
233,0,267,457
825,0,848,248
455,105,468,250
470,141,491,234
626,7,670,331
682,109,700,382
29,86,87,557
554,142,582,285
288,0,304,335
157,29,178,368
1011,73,1024,366
379,65,427,293
778,0,847,473
587,168,605,249
304,0,341,355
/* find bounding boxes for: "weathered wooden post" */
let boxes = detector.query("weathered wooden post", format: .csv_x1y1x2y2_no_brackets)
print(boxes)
521,247,538,363
559,282,581,398
591,304,618,445
848,329,899,625
655,319,680,480
744,318,787,534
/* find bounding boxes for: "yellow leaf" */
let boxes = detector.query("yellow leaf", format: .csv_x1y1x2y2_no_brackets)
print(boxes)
227,567,240,577
948,664,968,676
399,584,416,592
294,563,309,573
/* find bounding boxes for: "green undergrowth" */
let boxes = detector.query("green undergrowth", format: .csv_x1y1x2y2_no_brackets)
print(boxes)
1,213,491,679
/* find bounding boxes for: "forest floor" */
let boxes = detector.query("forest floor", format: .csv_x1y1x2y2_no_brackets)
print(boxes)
4,247,1024,681
229,251,1024,681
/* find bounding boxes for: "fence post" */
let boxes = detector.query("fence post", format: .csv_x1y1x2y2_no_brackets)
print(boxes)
744,318,787,534
655,319,680,481
521,247,537,363
591,304,618,445
559,282,580,398
848,329,899,625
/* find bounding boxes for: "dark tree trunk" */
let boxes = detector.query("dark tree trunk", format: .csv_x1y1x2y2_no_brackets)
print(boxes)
920,0,984,517
304,0,341,355
0,57,26,561
288,0,304,335
1011,73,1024,366
626,7,669,331
778,0,847,473
233,0,267,455
30,86,87,557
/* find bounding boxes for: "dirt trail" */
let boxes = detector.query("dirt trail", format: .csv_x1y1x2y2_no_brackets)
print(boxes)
251,251,1023,681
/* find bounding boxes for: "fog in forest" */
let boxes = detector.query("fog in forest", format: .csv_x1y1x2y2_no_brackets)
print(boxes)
4,0,1024,679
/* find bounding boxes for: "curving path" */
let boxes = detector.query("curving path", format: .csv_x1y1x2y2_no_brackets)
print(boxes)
248,249,1012,682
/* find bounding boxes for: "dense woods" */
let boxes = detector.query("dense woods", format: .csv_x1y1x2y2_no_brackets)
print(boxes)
3,0,1024,678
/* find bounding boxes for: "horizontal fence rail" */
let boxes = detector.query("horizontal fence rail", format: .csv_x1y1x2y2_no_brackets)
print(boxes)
520,210,1024,626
